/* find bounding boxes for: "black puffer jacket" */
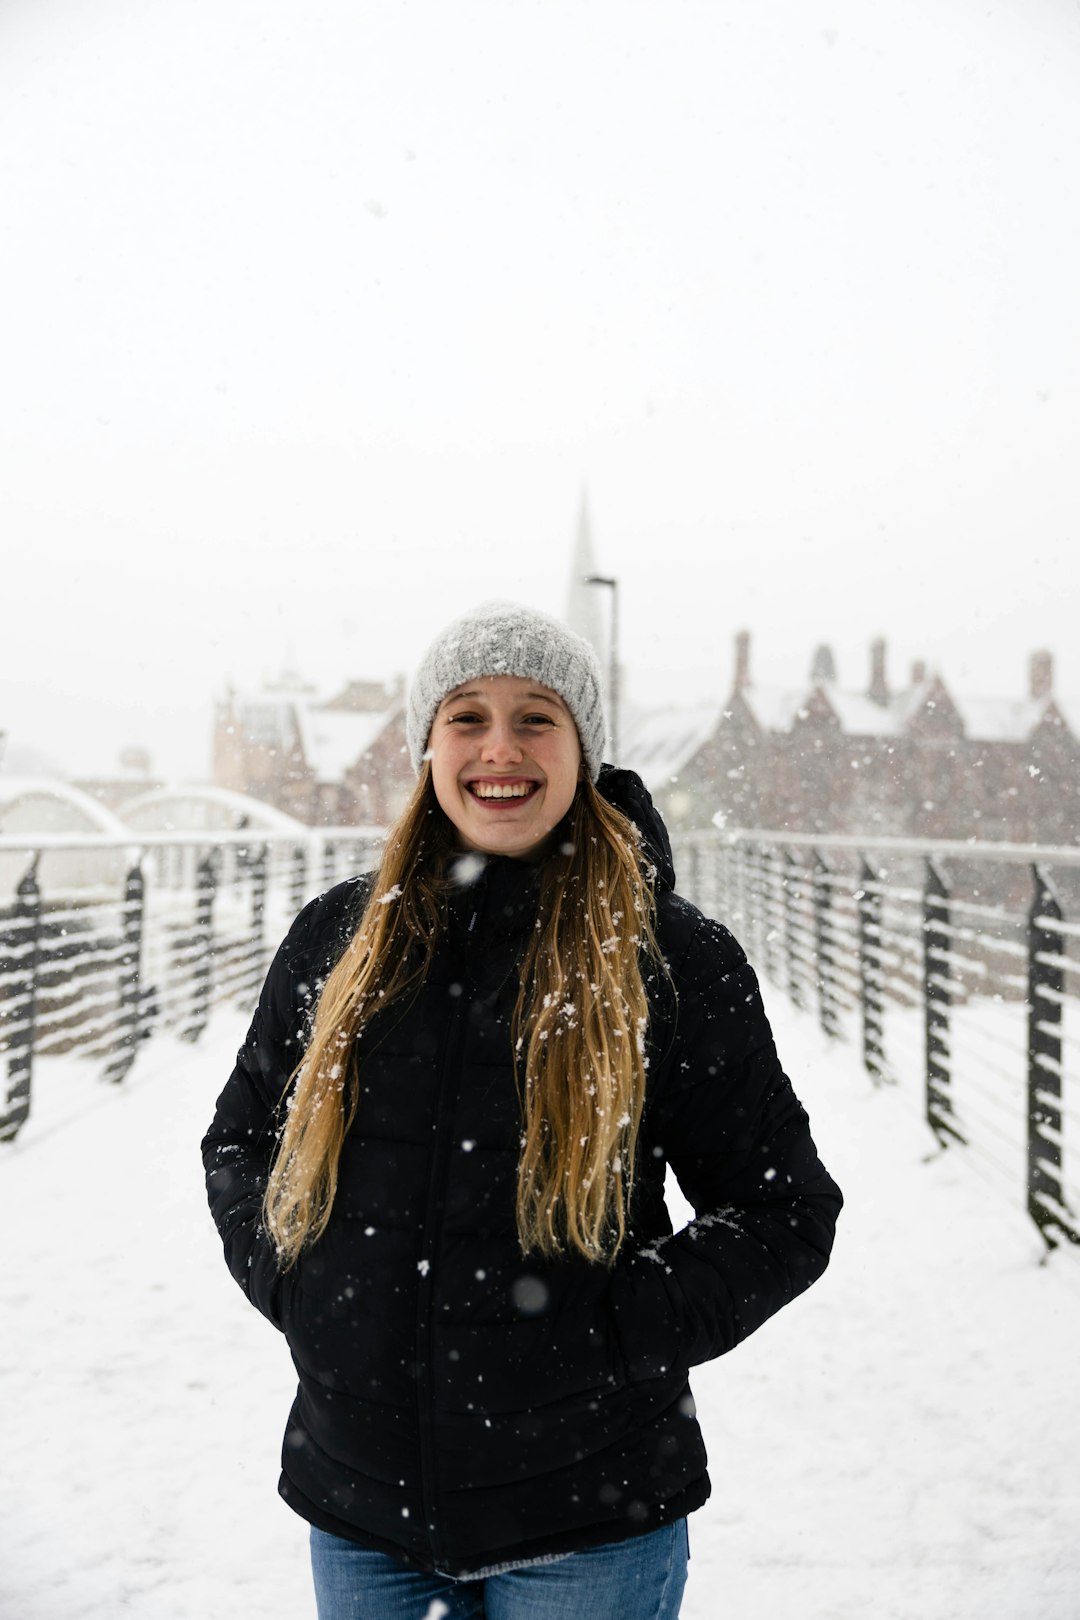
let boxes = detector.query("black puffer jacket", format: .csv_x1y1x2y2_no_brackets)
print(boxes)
202,769,841,1576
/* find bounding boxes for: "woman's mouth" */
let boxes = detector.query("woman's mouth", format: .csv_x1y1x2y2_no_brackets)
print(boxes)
467,780,540,802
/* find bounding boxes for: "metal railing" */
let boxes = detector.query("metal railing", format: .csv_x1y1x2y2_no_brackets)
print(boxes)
6,818,1079,1256
674,828,1080,1253
0,827,383,1144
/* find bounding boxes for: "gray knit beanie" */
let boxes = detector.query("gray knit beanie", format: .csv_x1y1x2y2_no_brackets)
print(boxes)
406,601,606,780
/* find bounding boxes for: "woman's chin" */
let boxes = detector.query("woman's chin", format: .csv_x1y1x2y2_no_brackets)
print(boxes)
455,813,557,862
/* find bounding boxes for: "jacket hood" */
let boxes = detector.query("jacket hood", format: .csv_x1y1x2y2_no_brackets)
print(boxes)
596,765,676,893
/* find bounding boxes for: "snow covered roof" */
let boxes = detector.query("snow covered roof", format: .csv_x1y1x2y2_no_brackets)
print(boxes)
295,706,398,782
827,689,907,738
954,695,1054,743
1050,695,1080,739
743,677,943,739
890,678,939,727
230,687,401,782
620,704,724,790
739,686,814,732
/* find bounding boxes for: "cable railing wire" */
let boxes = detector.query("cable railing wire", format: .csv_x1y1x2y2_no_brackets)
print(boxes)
0,827,383,1145
673,828,1080,1255
6,819,1079,1259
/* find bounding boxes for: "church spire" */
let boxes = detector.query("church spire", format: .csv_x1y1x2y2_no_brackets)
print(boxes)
563,488,607,666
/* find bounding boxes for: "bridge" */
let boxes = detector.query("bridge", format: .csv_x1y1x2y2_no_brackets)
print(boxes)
1,814,1079,1615
2,810,1077,1256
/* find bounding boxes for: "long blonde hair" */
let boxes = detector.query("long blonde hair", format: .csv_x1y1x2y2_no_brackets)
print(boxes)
263,768,663,1268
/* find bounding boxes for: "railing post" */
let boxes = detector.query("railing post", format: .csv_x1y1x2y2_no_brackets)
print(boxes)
291,842,309,915
924,859,963,1147
744,841,762,969
731,840,747,940
705,835,722,921
813,852,838,1039
697,838,710,915
858,857,888,1084
1027,866,1078,1247
250,842,268,954
0,858,42,1142
697,835,712,917
322,835,336,890
761,846,781,986
103,859,145,1085
718,841,735,930
683,840,700,908
740,840,755,948
181,850,217,1044
784,849,805,1009
748,841,768,980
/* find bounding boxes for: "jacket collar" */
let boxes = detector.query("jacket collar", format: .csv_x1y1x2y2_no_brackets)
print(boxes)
595,765,676,893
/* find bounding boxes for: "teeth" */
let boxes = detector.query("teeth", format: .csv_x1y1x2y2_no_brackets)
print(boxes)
471,782,536,799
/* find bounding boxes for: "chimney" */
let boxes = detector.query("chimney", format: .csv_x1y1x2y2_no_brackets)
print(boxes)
1030,649,1053,701
868,637,889,705
910,659,926,687
734,629,751,694
810,644,837,684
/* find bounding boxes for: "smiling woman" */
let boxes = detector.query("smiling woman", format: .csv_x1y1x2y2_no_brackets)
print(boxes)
430,676,582,859
201,600,842,1620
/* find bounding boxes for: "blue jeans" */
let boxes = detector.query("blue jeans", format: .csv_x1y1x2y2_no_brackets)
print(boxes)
310,1519,689,1619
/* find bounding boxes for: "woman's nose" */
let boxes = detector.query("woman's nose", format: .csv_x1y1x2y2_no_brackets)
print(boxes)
481,722,523,763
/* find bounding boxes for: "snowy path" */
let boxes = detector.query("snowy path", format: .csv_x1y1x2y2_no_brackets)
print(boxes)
2,993,1079,1620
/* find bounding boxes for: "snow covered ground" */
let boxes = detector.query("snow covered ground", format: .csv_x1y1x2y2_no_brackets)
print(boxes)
2,990,1079,1620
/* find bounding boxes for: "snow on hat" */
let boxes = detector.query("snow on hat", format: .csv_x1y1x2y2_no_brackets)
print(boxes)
406,601,606,780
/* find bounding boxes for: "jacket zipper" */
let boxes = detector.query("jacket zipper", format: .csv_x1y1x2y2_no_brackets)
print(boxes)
414,910,477,1570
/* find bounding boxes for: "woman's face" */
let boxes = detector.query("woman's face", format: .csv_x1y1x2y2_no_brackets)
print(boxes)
428,675,583,860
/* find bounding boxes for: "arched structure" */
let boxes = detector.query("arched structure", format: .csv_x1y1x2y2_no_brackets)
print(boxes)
119,785,307,834
0,778,131,894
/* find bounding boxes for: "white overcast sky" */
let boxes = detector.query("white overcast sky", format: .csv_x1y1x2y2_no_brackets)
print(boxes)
2,0,1079,779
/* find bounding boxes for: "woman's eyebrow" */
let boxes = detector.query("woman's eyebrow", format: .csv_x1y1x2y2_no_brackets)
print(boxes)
442,689,562,707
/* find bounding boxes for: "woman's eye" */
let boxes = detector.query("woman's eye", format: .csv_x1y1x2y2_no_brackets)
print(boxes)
444,711,554,727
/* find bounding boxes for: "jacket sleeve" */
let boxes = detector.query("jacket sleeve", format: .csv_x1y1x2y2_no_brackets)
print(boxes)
200,901,320,1328
609,915,842,1379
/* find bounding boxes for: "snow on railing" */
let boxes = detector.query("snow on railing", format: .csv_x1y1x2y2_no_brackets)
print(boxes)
673,828,1080,1254
0,827,384,1144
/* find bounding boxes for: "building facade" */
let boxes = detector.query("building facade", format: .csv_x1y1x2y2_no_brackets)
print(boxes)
623,633,1080,849
213,674,412,828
